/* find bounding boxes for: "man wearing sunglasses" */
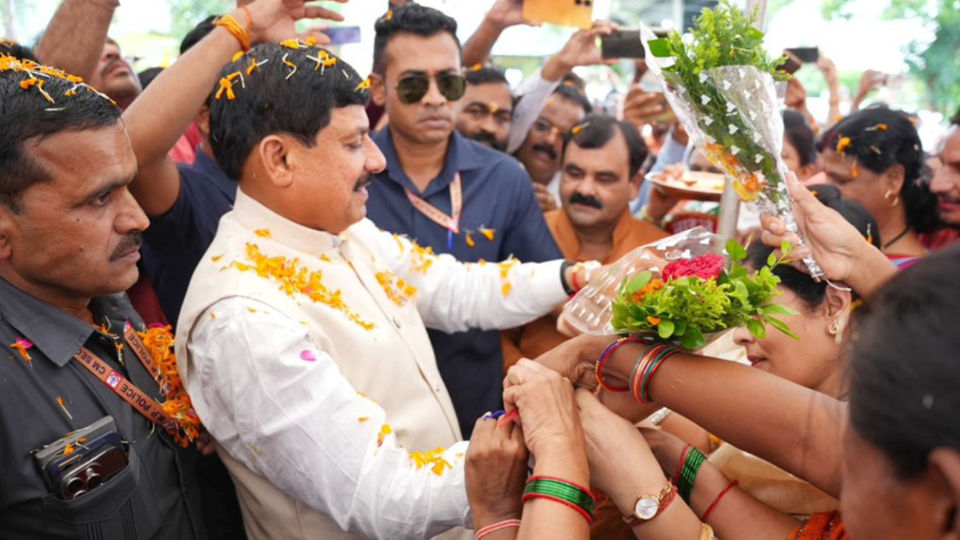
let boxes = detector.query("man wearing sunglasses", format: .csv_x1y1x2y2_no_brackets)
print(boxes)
365,4,563,439
455,66,514,152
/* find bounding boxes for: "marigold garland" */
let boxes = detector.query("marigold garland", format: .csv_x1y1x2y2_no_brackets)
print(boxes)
138,325,202,447
229,243,376,331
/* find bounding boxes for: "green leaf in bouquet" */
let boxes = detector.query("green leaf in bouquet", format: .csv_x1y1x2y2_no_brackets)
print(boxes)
726,239,748,261
760,303,799,317
765,315,800,340
624,271,652,295
658,319,676,339
674,319,688,337
680,326,706,350
780,241,794,259
648,38,673,58
746,317,766,339
766,251,778,268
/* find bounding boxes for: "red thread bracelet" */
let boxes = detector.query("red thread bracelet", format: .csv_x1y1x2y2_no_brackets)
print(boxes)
571,268,582,291
240,5,252,31
701,480,739,521
475,518,521,539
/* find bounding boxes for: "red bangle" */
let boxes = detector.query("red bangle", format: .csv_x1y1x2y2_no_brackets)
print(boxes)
701,480,739,522
475,518,521,539
673,443,692,484
521,492,594,524
596,337,643,392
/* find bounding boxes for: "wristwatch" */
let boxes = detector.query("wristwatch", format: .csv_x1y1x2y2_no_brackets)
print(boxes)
623,483,676,527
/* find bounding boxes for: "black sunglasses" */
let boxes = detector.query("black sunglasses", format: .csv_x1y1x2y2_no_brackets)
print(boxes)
396,72,466,104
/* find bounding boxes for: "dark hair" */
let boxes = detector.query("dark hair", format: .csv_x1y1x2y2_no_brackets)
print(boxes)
180,15,218,55
783,109,816,167
0,58,120,211
561,72,586,92
951,107,960,126
138,66,164,89
819,107,940,233
553,84,592,116
849,244,960,478
207,43,370,181
0,39,38,62
562,113,648,179
747,184,880,309
464,66,508,87
372,4,459,75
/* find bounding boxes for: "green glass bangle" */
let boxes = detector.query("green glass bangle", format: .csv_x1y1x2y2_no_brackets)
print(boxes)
523,477,596,517
678,447,706,503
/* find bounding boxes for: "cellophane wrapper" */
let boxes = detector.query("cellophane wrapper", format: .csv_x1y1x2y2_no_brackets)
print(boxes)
562,227,725,337
639,27,823,279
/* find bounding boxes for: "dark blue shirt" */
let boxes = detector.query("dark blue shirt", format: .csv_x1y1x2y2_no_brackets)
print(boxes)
367,129,562,438
141,151,237,324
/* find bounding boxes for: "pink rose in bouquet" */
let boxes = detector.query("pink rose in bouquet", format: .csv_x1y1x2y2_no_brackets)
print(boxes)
662,253,726,281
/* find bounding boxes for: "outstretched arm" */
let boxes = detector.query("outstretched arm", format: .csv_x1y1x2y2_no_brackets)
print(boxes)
461,0,529,67
122,0,344,216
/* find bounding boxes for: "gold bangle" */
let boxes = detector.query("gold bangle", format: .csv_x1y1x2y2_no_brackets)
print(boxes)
214,14,251,52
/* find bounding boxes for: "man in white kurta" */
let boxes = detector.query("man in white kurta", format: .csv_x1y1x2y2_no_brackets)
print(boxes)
164,34,597,537
177,190,570,539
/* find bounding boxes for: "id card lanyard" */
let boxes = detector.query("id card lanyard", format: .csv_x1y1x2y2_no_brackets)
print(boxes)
404,173,462,252
72,323,180,435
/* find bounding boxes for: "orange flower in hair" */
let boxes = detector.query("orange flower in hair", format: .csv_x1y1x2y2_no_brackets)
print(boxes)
836,136,852,154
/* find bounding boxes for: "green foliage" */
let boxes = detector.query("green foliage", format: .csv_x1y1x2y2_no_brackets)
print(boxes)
806,0,960,115
646,0,788,197
611,240,799,349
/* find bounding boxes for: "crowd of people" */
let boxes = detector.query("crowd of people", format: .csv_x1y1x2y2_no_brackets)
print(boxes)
1,0,959,539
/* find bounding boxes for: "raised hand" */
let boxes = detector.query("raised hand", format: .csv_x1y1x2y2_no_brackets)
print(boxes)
244,0,346,44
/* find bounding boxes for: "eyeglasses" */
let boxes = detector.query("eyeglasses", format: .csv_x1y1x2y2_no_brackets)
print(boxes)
531,118,568,139
396,72,466,104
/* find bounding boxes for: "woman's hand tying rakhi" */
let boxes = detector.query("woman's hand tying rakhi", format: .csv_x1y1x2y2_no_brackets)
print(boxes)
502,359,584,460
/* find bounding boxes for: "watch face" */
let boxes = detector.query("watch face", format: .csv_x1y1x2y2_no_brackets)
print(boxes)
634,496,659,520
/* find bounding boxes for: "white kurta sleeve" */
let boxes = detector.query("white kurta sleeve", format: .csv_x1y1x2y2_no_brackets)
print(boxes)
367,224,568,334
187,298,471,540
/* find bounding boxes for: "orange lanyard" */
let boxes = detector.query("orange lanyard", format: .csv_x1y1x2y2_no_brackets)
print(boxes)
72,323,179,435
404,174,462,234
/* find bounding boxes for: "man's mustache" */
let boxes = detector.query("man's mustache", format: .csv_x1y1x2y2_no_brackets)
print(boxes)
569,191,602,209
110,232,143,260
466,130,506,152
101,57,127,79
532,143,558,161
354,174,372,191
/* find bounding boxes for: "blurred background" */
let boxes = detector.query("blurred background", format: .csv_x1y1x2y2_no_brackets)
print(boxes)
2,0,955,143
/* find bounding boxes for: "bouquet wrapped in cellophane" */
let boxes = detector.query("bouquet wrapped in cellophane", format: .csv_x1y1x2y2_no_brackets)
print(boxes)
640,0,823,279
561,228,798,349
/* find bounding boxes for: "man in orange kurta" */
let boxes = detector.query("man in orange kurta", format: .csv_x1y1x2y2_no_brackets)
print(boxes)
502,113,667,368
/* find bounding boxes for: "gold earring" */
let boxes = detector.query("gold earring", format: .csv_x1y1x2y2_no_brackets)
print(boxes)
884,189,900,207
828,319,841,336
